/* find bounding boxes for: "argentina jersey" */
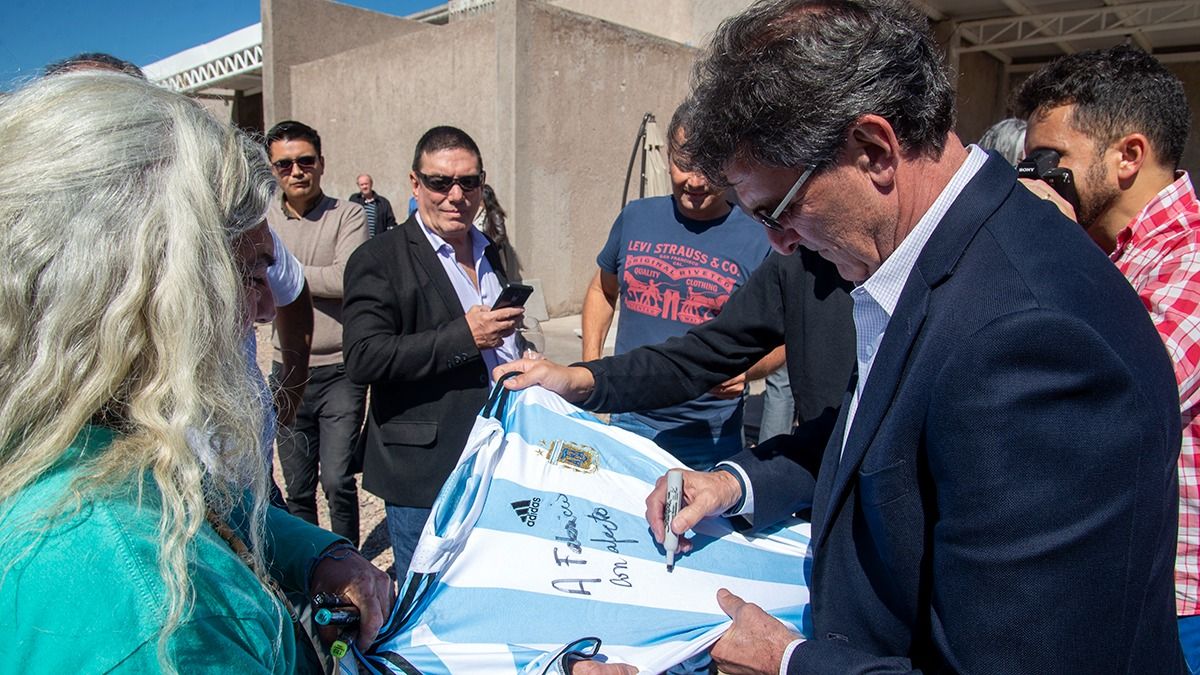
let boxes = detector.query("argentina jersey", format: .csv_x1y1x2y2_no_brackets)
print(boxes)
341,382,813,674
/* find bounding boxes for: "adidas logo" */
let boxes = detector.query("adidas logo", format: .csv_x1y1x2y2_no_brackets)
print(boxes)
511,497,541,527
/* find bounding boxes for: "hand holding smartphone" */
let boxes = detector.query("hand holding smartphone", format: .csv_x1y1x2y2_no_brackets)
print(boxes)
492,283,534,310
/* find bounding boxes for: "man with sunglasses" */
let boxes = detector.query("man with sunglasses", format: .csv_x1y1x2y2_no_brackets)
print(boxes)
501,1,1184,673
343,126,523,577
265,120,368,547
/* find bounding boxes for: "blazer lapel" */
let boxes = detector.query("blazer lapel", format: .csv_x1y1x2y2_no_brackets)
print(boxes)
404,216,466,319
812,152,1016,547
814,287,930,547
811,376,854,540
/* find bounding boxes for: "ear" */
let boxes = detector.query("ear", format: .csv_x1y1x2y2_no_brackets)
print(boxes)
409,170,420,196
847,115,899,188
1113,133,1149,181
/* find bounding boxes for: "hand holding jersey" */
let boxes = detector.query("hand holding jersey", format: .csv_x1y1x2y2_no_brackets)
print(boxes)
495,356,597,403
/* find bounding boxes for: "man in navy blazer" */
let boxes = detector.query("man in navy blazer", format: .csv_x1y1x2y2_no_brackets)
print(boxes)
500,1,1184,673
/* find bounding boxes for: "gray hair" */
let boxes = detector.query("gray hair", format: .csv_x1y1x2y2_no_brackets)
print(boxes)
0,71,277,671
977,118,1028,166
685,0,956,185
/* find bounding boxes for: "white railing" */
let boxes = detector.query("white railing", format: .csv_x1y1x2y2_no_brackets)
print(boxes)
155,44,263,93
448,0,495,19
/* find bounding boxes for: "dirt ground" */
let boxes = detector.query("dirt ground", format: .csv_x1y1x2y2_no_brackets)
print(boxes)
255,325,396,578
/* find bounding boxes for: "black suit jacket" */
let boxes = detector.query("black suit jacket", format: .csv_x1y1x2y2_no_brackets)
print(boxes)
583,246,855,457
348,191,398,236
738,154,1183,672
342,215,508,506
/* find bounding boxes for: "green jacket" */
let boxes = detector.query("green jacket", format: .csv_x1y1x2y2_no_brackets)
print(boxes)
0,426,344,673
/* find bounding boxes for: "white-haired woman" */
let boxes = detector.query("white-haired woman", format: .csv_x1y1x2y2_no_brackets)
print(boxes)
0,72,391,672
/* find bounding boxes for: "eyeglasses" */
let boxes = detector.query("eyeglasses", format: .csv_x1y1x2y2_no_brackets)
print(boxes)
271,155,318,173
415,171,485,193
753,165,816,232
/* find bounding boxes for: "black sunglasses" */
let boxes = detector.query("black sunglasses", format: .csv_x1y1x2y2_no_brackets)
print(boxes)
271,155,318,173
416,171,485,193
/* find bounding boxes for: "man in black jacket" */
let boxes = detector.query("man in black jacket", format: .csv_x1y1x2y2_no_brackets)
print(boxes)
343,127,523,577
348,174,398,237
566,247,852,459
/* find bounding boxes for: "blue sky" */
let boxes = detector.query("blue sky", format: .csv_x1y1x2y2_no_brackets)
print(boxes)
0,0,442,91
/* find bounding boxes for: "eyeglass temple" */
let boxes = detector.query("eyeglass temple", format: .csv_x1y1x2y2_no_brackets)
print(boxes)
770,165,816,220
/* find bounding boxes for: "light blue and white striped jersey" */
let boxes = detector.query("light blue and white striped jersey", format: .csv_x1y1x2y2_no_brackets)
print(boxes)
343,384,813,674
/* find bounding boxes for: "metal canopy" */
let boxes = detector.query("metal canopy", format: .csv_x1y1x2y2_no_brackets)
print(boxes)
142,4,448,96
144,24,264,95
916,0,1200,72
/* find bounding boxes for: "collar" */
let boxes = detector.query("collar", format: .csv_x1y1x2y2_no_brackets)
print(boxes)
1110,171,1197,261
279,191,329,220
858,144,989,318
416,211,486,261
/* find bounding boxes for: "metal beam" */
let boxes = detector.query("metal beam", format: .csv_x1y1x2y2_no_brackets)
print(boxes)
955,1,1200,51
1000,0,1075,55
1102,0,1155,52
1007,48,1200,72
957,19,1200,53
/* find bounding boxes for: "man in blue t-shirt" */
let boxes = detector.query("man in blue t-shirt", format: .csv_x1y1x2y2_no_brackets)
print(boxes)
582,103,781,470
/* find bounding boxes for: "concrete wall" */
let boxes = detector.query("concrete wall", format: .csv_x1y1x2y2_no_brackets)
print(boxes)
548,0,693,45
546,0,751,48
511,0,695,315
195,95,235,123
690,0,755,48
263,0,429,126
285,0,694,315
290,14,499,205
954,52,1007,145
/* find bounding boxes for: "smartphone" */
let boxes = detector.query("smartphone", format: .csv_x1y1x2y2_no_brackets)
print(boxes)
492,283,534,310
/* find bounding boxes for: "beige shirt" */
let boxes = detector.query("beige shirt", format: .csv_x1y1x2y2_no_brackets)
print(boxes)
268,193,367,367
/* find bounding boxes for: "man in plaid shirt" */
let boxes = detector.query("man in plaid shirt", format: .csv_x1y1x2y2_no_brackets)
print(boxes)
1018,45,1199,669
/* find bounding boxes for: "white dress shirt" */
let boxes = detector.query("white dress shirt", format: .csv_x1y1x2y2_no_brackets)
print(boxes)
417,212,519,382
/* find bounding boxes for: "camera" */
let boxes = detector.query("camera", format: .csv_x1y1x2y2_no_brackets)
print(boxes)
1016,148,1082,218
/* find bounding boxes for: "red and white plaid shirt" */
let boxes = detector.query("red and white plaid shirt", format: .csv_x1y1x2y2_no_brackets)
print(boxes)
1110,172,1200,616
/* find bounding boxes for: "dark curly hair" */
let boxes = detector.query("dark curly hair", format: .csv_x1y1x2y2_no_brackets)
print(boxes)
1014,44,1191,169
